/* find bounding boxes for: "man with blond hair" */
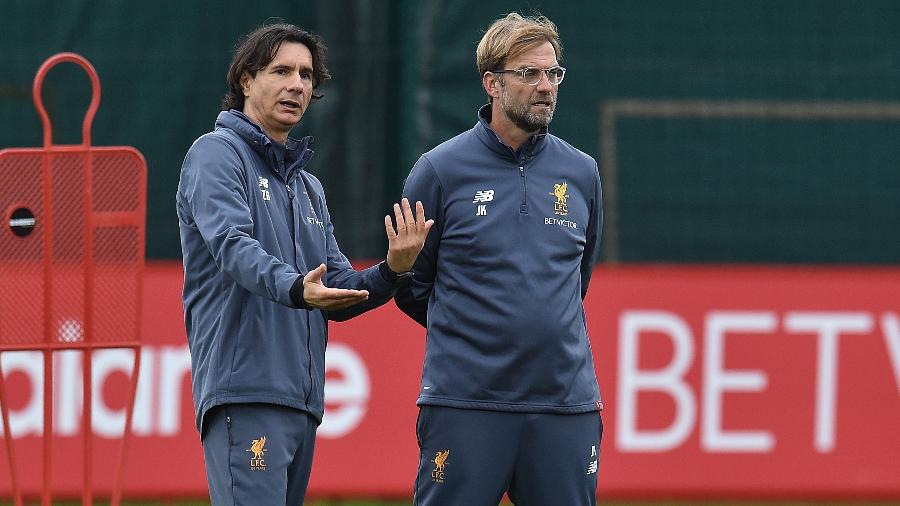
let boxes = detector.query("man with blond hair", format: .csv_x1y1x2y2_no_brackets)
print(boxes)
397,12,604,505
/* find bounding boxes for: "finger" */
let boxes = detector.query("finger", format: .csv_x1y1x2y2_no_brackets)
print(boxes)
321,288,370,302
314,290,370,310
384,214,397,239
326,293,369,304
401,198,415,229
304,263,327,283
415,201,426,229
322,287,369,297
393,203,406,234
423,218,435,234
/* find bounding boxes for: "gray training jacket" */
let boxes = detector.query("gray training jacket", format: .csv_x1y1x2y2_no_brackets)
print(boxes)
177,110,397,432
397,105,604,414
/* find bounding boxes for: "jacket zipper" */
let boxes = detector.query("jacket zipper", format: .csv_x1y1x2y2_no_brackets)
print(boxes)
518,163,528,214
287,179,315,406
285,182,297,266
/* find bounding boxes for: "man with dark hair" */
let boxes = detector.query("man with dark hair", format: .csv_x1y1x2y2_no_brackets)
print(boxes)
221,23,331,111
177,23,432,504
397,12,604,505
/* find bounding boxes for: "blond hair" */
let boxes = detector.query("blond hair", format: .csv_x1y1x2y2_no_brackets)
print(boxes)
476,13,562,76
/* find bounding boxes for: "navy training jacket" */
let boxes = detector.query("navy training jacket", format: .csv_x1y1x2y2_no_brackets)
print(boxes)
397,105,603,414
177,110,397,432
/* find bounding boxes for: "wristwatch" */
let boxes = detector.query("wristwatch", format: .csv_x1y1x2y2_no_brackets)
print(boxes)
379,262,414,285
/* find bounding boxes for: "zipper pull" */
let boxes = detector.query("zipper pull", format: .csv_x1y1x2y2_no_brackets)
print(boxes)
286,184,295,199
519,166,524,176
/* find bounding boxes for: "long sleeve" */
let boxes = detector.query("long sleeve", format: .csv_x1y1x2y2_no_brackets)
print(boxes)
395,155,444,327
289,172,397,322
177,134,301,307
321,200,397,322
580,161,603,299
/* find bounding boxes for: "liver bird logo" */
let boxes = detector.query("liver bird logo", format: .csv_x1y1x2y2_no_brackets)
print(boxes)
433,449,450,471
552,182,568,204
550,182,569,216
250,436,267,459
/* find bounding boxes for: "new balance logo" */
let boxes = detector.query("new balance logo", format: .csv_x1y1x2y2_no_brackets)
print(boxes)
473,189,493,216
473,190,494,203
586,445,598,474
259,177,271,201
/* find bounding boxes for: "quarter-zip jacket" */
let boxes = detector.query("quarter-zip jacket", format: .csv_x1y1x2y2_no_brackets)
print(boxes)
397,105,603,413
177,110,396,432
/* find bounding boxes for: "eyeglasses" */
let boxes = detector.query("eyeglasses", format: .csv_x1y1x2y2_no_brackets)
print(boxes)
490,66,567,86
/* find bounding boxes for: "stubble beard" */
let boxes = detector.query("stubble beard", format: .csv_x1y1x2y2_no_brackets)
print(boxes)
499,84,556,133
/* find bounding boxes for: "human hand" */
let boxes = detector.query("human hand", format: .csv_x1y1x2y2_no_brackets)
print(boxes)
384,198,433,274
302,264,369,310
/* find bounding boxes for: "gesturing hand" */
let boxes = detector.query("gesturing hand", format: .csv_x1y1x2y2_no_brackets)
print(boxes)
302,264,370,310
384,198,434,273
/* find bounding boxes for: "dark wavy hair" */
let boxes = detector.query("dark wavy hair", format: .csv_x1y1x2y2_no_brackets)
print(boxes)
222,23,331,111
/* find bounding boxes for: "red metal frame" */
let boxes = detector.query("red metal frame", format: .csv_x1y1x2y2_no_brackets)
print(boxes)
0,53,146,506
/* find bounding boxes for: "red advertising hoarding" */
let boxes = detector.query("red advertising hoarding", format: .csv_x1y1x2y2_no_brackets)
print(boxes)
0,262,898,500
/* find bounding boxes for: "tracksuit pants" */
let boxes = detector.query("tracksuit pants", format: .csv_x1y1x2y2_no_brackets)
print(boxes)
414,405,604,505
201,403,317,505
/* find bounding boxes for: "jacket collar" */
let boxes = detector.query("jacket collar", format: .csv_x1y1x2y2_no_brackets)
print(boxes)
474,104,548,160
215,109,315,180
